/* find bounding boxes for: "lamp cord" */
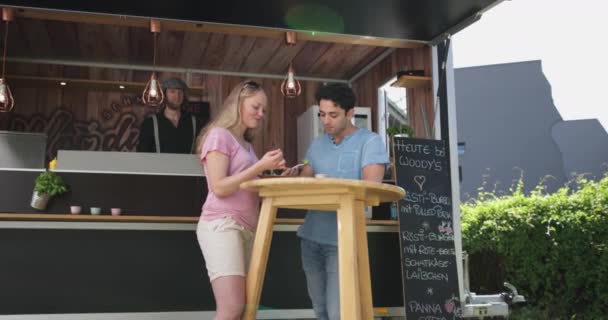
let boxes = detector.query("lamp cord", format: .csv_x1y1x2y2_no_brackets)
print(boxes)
1,21,8,79
152,32,157,72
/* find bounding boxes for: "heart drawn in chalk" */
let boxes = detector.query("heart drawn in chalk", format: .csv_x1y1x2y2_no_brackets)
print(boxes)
414,175,426,191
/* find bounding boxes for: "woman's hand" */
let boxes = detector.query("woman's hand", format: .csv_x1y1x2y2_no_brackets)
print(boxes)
257,149,286,172
205,148,286,198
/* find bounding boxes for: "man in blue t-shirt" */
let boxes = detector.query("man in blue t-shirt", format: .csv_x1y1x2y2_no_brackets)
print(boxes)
286,83,389,320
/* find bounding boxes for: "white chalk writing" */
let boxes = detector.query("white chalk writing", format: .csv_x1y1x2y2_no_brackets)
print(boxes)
404,245,456,257
398,155,443,172
404,244,417,254
434,145,445,157
404,258,450,268
400,203,452,219
416,246,455,256
402,231,454,242
394,141,431,155
406,268,449,282
408,301,443,314
438,248,456,256
405,192,451,205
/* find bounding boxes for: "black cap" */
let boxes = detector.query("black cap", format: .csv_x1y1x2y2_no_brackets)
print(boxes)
161,77,188,91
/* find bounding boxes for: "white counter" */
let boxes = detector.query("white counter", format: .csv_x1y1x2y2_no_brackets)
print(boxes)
56,150,205,176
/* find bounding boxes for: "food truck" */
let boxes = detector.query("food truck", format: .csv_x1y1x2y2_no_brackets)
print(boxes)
0,0,523,318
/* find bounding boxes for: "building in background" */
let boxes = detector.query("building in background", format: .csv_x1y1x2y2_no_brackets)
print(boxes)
455,60,608,200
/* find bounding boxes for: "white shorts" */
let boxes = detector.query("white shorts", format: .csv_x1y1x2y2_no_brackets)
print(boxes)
196,216,254,282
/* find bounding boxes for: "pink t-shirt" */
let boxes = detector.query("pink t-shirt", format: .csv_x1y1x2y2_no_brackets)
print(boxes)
200,127,260,231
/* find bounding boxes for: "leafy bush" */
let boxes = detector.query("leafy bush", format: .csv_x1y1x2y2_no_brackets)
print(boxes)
461,175,608,319
34,171,68,196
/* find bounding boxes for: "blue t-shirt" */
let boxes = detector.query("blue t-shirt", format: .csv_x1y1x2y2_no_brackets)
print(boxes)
297,128,389,245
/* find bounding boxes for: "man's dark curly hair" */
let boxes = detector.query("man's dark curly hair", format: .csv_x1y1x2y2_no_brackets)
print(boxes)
315,83,356,112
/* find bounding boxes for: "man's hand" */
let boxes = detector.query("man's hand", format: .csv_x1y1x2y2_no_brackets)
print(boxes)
281,164,301,176
281,161,314,177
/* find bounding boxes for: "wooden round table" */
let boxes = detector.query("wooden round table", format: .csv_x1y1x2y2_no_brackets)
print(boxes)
240,177,405,320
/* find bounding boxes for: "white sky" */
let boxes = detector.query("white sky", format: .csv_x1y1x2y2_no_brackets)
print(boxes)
452,0,608,132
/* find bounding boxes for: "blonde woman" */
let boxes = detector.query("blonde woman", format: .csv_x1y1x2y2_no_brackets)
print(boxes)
195,80,286,320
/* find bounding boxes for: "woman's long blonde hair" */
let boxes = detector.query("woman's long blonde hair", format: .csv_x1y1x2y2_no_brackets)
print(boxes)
195,80,264,155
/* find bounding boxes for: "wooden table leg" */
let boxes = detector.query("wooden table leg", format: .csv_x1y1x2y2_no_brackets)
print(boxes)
337,194,362,320
355,200,374,319
243,197,277,320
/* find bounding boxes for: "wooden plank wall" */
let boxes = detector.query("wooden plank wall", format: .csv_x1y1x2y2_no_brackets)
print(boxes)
352,46,434,138
0,63,320,165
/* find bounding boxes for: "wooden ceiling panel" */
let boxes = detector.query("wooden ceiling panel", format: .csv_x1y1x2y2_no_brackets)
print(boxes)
5,15,419,81
101,24,130,64
239,38,282,73
4,20,28,57
127,27,153,66
19,18,53,59
325,45,378,79
308,43,356,78
179,31,211,69
219,35,256,72
346,47,388,79
77,24,109,62
45,20,79,60
201,33,228,69
262,41,306,75
291,42,333,77
156,30,185,67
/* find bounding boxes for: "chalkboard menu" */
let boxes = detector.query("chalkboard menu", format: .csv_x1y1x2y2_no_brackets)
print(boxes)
393,136,461,319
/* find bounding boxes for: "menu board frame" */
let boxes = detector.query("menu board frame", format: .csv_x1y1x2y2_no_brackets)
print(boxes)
393,136,462,319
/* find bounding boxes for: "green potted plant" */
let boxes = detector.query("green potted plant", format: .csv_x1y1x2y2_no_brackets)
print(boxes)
385,125,416,179
31,171,68,210
387,124,415,138
387,124,415,151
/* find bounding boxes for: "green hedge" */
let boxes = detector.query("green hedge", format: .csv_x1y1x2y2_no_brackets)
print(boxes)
461,176,608,319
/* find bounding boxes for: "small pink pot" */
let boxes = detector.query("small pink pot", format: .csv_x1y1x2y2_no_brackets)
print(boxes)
70,206,82,215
